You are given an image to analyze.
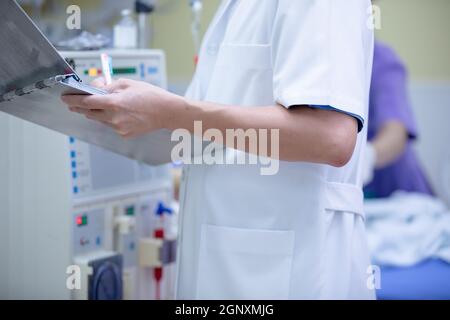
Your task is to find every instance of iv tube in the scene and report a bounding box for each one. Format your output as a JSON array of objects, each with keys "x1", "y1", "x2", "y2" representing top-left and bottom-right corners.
[{"x1": 189, "y1": 0, "x2": 203, "y2": 65}]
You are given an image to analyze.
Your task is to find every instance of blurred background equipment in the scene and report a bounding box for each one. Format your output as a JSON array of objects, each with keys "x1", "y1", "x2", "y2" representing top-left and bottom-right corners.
[
  {"x1": 189, "y1": 0, "x2": 203, "y2": 65},
  {"x1": 62, "y1": 49, "x2": 167, "y2": 88},
  {"x1": 57, "y1": 31, "x2": 110, "y2": 50},
  {"x1": 135, "y1": 0, "x2": 156, "y2": 49},
  {"x1": 0, "y1": 49, "x2": 177, "y2": 300},
  {"x1": 114, "y1": 9, "x2": 138, "y2": 49},
  {"x1": 16, "y1": 0, "x2": 221, "y2": 94},
  {"x1": 17, "y1": 0, "x2": 45, "y2": 20}
]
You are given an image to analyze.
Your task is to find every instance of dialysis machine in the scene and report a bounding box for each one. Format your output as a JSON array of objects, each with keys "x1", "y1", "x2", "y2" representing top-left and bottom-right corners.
[{"x1": 0, "y1": 50, "x2": 177, "y2": 300}]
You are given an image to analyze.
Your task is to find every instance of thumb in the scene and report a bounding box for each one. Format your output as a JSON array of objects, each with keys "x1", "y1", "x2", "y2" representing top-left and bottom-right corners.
[
  {"x1": 101, "y1": 78, "x2": 131, "y2": 93},
  {"x1": 90, "y1": 77, "x2": 130, "y2": 93},
  {"x1": 90, "y1": 77, "x2": 107, "y2": 89}
]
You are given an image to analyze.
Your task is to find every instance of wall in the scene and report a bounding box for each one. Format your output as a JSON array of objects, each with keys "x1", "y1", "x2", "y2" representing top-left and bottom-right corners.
[
  {"x1": 375, "y1": 0, "x2": 450, "y2": 82},
  {"x1": 27, "y1": 0, "x2": 449, "y2": 83},
  {"x1": 152, "y1": 0, "x2": 221, "y2": 87},
  {"x1": 151, "y1": 0, "x2": 450, "y2": 86}
]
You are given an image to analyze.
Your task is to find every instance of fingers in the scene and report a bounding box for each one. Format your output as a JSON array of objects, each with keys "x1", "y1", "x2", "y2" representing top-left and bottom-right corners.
[
  {"x1": 70, "y1": 107, "x2": 127, "y2": 136},
  {"x1": 91, "y1": 77, "x2": 130, "y2": 92},
  {"x1": 63, "y1": 77, "x2": 142, "y2": 140},
  {"x1": 61, "y1": 94, "x2": 117, "y2": 111},
  {"x1": 69, "y1": 108, "x2": 130, "y2": 140},
  {"x1": 103, "y1": 78, "x2": 131, "y2": 93},
  {"x1": 69, "y1": 107, "x2": 113, "y2": 123},
  {"x1": 71, "y1": 108, "x2": 134, "y2": 139},
  {"x1": 61, "y1": 77, "x2": 130, "y2": 110}
]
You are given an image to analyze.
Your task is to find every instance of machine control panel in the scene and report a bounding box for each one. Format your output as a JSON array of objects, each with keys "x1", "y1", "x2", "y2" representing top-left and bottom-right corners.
[
  {"x1": 73, "y1": 208, "x2": 107, "y2": 255},
  {"x1": 60, "y1": 49, "x2": 167, "y2": 88},
  {"x1": 68, "y1": 136, "x2": 171, "y2": 199}
]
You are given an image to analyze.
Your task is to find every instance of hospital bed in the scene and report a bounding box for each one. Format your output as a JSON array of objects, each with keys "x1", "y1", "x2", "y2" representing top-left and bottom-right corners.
[
  {"x1": 373, "y1": 83, "x2": 450, "y2": 300},
  {"x1": 376, "y1": 259, "x2": 450, "y2": 300}
]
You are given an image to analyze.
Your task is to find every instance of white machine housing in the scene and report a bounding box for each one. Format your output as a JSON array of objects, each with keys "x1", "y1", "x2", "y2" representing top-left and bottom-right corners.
[{"x1": 0, "y1": 49, "x2": 175, "y2": 300}]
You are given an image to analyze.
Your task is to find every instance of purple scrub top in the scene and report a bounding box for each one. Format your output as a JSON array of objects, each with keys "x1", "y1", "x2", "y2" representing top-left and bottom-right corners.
[{"x1": 364, "y1": 42, "x2": 434, "y2": 198}]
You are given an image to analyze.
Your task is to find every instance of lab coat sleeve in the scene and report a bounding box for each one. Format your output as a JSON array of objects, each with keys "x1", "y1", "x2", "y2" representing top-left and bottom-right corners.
[{"x1": 271, "y1": 0, "x2": 374, "y2": 131}]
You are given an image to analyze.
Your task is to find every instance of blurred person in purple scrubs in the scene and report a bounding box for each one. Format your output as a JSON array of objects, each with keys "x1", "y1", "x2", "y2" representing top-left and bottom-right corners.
[{"x1": 363, "y1": 41, "x2": 434, "y2": 198}]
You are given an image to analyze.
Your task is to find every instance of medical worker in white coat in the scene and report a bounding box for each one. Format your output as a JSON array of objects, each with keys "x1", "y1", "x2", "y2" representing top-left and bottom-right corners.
[{"x1": 63, "y1": 0, "x2": 375, "y2": 299}]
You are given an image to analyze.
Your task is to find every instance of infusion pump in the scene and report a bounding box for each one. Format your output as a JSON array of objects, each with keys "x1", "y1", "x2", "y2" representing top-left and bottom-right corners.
[{"x1": 0, "y1": 50, "x2": 176, "y2": 300}]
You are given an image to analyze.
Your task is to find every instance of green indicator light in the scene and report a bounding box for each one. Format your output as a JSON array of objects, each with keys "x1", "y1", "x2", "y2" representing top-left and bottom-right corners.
[
  {"x1": 76, "y1": 214, "x2": 88, "y2": 227},
  {"x1": 126, "y1": 206, "x2": 135, "y2": 216}
]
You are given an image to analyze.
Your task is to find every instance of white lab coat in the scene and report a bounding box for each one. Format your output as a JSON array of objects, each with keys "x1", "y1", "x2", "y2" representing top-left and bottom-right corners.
[{"x1": 176, "y1": 0, "x2": 375, "y2": 299}]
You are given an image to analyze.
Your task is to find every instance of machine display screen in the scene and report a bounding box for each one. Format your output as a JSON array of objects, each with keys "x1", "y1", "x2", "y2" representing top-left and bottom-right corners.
[
  {"x1": 112, "y1": 67, "x2": 137, "y2": 75},
  {"x1": 83, "y1": 67, "x2": 137, "y2": 77}
]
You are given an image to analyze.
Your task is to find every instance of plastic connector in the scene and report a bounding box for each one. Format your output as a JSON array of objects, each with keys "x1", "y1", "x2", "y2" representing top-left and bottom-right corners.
[
  {"x1": 139, "y1": 238, "x2": 163, "y2": 267},
  {"x1": 160, "y1": 238, "x2": 177, "y2": 265},
  {"x1": 115, "y1": 215, "x2": 135, "y2": 235},
  {"x1": 138, "y1": 238, "x2": 177, "y2": 267}
]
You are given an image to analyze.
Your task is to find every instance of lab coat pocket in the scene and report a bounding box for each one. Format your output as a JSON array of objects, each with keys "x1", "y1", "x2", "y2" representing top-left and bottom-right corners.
[{"x1": 196, "y1": 224, "x2": 295, "y2": 300}]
